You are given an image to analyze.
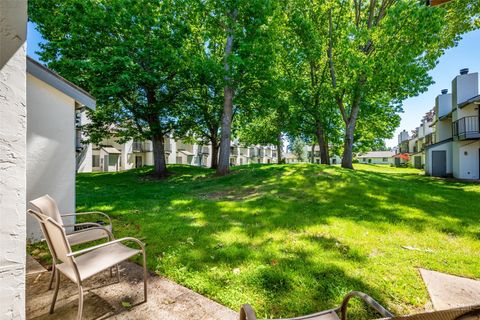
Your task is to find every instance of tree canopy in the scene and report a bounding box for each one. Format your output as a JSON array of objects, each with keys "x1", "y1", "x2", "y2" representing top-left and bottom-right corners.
[{"x1": 29, "y1": 0, "x2": 479, "y2": 173}]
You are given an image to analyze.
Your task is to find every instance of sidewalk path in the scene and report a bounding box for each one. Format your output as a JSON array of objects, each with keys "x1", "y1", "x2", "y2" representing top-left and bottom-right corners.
[
  {"x1": 419, "y1": 268, "x2": 480, "y2": 311},
  {"x1": 27, "y1": 256, "x2": 237, "y2": 320}
]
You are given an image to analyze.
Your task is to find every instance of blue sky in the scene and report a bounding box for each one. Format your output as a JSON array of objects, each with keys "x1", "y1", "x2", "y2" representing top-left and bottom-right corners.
[{"x1": 27, "y1": 22, "x2": 480, "y2": 148}]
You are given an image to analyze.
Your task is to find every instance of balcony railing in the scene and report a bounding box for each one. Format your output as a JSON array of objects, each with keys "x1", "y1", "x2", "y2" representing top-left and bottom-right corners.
[
  {"x1": 177, "y1": 141, "x2": 194, "y2": 153},
  {"x1": 424, "y1": 133, "x2": 436, "y2": 147},
  {"x1": 132, "y1": 141, "x2": 153, "y2": 153},
  {"x1": 453, "y1": 116, "x2": 480, "y2": 140}
]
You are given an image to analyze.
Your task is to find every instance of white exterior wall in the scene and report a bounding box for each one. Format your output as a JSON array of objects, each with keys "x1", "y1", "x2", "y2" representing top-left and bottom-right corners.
[
  {"x1": 452, "y1": 72, "x2": 478, "y2": 108},
  {"x1": 26, "y1": 74, "x2": 76, "y2": 240},
  {"x1": 425, "y1": 142, "x2": 453, "y2": 176},
  {"x1": 408, "y1": 138, "x2": 417, "y2": 153},
  {"x1": 456, "y1": 102, "x2": 478, "y2": 120},
  {"x1": 436, "y1": 93, "x2": 452, "y2": 118},
  {"x1": 452, "y1": 142, "x2": 460, "y2": 178},
  {"x1": 436, "y1": 119, "x2": 452, "y2": 142},
  {"x1": 418, "y1": 124, "x2": 425, "y2": 139},
  {"x1": 0, "y1": 1, "x2": 27, "y2": 317},
  {"x1": 456, "y1": 141, "x2": 480, "y2": 179},
  {"x1": 359, "y1": 157, "x2": 393, "y2": 165},
  {"x1": 76, "y1": 110, "x2": 93, "y2": 173},
  {"x1": 122, "y1": 140, "x2": 134, "y2": 170},
  {"x1": 77, "y1": 144, "x2": 92, "y2": 173}
]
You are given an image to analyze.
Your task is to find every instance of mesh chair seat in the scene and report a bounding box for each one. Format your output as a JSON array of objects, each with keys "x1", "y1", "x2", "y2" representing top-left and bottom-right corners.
[
  {"x1": 56, "y1": 243, "x2": 140, "y2": 283},
  {"x1": 67, "y1": 225, "x2": 112, "y2": 246}
]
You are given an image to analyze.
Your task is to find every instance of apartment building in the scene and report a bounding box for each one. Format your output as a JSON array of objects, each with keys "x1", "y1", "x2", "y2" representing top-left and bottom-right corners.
[
  {"x1": 303, "y1": 145, "x2": 342, "y2": 164},
  {"x1": 87, "y1": 136, "x2": 278, "y2": 172},
  {"x1": 75, "y1": 108, "x2": 94, "y2": 173},
  {"x1": 425, "y1": 68, "x2": 479, "y2": 179},
  {"x1": 26, "y1": 57, "x2": 96, "y2": 240},
  {"x1": 398, "y1": 68, "x2": 479, "y2": 179},
  {"x1": 357, "y1": 151, "x2": 395, "y2": 165}
]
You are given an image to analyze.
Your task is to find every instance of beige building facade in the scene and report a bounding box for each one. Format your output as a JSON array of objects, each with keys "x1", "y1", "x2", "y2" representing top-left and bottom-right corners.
[{"x1": 26, "y1": 58, "x2": 96, "y2": 241}]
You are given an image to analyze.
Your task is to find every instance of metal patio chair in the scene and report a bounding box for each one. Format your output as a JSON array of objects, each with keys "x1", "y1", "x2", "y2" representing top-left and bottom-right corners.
[
  {"x1": 28, "y1": 209, "x2": 147, "y2": 320},
  {"x1": 30, "y1": 194, "x2": 114, "y2": 289},
  {"x1": 239, "y1": 291, "x2": 480, "y2": 320}
]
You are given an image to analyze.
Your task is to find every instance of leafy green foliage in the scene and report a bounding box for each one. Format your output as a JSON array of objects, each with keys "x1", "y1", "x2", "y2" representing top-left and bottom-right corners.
[
  {"x1": 29, "y1": 0, "x2": 195, "y2": 175},
  {"x1": 290, "y1": 138, "x2": 308, "y2": 162}
]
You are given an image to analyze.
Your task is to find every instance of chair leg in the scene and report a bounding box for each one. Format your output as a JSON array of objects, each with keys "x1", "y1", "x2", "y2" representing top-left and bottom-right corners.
[
  {"x1": 49, "y1": 269, "x2": 60, "y2": 314},
  {"x1": 142, "y1": 251, "x2": 147, "y2": 302},
  {"x1": 109, "y1": 266, "x2": 113, "y2": 278},
  {"x1": 48, "y1": 263, "x2": 56, "y2": 290},
  {"x1": 77, "y1": 285, "x2": 84, "y2": 320},
  {"x1": 116, "y1": 264, "x2": 121, "y2": 283}
]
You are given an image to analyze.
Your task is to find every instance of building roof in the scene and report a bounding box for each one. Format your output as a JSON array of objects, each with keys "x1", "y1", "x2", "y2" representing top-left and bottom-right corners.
[
  {"x1": 458, "y1": 95, "x2": 480, "y2": 109},
  {"x1": 26, "y1": 56, "x2": 96, "y2": 110},
  {"x1": 357, "y1": 151, "x2": 395, "y2": 158},
  {"x1": 179, "y1": 150, "x2": 195, "y2": 156},
  {"x1": 283, "y1": 153, "x2": 297, "y2": 159},
  {"x1": 102, "y1": 147, "x2": 121, "y2": 154}
]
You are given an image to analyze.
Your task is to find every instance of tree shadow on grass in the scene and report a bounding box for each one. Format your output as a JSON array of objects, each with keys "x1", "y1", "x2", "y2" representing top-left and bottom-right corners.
[{"x1": 74, "y1": 164, "x2": 480, "y2": 318}]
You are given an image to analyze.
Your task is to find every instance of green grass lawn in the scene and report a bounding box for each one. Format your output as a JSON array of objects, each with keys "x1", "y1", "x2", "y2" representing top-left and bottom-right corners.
[{"x1": 71, "y1": 164, "x2": 480, "y2": 318}]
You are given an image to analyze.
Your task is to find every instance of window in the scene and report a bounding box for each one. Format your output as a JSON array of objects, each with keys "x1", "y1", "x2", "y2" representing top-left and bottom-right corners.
[
  {"x1": 92, "y1": 155, "x2": 100, "y2": 167},
  {"x1": 363, "y1": 158, "x2": 367, "y2": 162},
  {"x1": 382, "y1": 157, "x2": 388, "y2": 162}
]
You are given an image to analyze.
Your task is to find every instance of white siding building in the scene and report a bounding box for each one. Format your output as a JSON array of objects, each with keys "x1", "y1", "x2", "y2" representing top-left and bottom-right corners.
[
  {"x1": 26, "y1": 57, "x2": 96, "y2": 241},
  {"x1": 400, "y1": 68, "x2": 479, "y2": 180},
  {"x1": 357, "y1": 151, "x2": 395, "y2": 165}
]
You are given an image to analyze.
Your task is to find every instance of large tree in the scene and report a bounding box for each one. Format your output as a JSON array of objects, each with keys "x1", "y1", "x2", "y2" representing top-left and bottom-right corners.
[
  {"x1": 29, "y1": 0, "x2": 194, "y2": 177},
  {"x1": 203, "y1": 0, "x2": 282, "y2": 175},
  {"x1": 286, "y1": 0, "x2": 338, "y2": 165},
  {"x1": 326, "y1": 0, "x2": 479, "y2": 169},
  {"x1": 175, "y1": 50, "x2": 224, "y2": 169}
]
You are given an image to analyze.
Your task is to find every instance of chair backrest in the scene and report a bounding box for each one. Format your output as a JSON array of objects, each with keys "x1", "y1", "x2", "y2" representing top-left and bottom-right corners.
[
  {"x1": 43, "y1": 217, "x2": 73, "y2": 265},
  {"x1": 28, "y1": 209, "x2": 73, "y2": 265},
  {"x1": 30, "y1": 195, "x2": 63, "y2": 225},
  {"x1": 27, "y1": 209, "x2": 57, "y2": 262}
]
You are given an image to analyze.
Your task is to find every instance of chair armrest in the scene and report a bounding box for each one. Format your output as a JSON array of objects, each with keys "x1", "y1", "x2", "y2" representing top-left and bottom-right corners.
[
  {"x1": 61, "y1": 211, "x2": 112, "y2": 225},
  {"x1": 339, "y1": 291, "x2": 394, "y2": 320},
  {"x1": 68, "y1": 226, "x2": 114, "y2": 240},
  {"x1": 67, "y1": 237, "x2": 145, "y2": 257},
  {"x1": 239, "y1": 304, "x2": 257, "y2": 320}
]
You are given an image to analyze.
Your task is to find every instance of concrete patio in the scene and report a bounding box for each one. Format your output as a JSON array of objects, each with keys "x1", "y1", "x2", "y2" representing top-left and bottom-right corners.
[{"x1": 26, "y1": 256, "x2": 237, "y2": 320}]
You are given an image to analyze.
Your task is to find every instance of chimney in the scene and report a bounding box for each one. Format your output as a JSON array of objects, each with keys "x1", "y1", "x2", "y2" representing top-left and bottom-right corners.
[
  {"x1": 436, "y1": 89, "x2": 452, "y2": 118},
  {"x1": 452, "y1": 68, "x2": 478, "y2": 108}
]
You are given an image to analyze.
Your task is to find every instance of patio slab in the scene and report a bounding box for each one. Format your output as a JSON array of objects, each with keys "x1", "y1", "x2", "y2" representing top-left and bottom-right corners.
[
  {"x1": 27, "y1": 257, "x2": 237, "y2": 320},
  {"x1": 419, "y1": 268, "x2": 480, "y2": 310}
]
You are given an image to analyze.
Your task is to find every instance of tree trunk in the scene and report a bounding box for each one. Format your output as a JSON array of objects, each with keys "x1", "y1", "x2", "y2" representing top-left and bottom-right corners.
[
  {"x1": 276, "y1": 132, "x2": 282, "y2": 164},
  {"x1": 151, "y1": 132, "x2": 168, "y2": 177},
  {"x1": 315, "y1": 121, "x2": 330, "y2": 165},
  {"x1": 217, "y1": 85, "x2": 234, "y2": 175},
  {"x1": 341, "y1": 104, "x2": 360, "y2": 169},
  {"x1": 210, "y1": 141, "x2": 219, "y2": 169},
  {"x1": 311, "y1": 144, "x2": 315, "y2": 163},
  {"x1": 217, "y1": 12, "x2": 237, "y2": 176}
]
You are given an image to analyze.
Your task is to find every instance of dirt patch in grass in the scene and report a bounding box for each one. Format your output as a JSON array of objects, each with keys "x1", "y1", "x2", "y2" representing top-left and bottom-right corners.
[{"x1": 200, "y1": 187, "x2": 261, "y2": 201}]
